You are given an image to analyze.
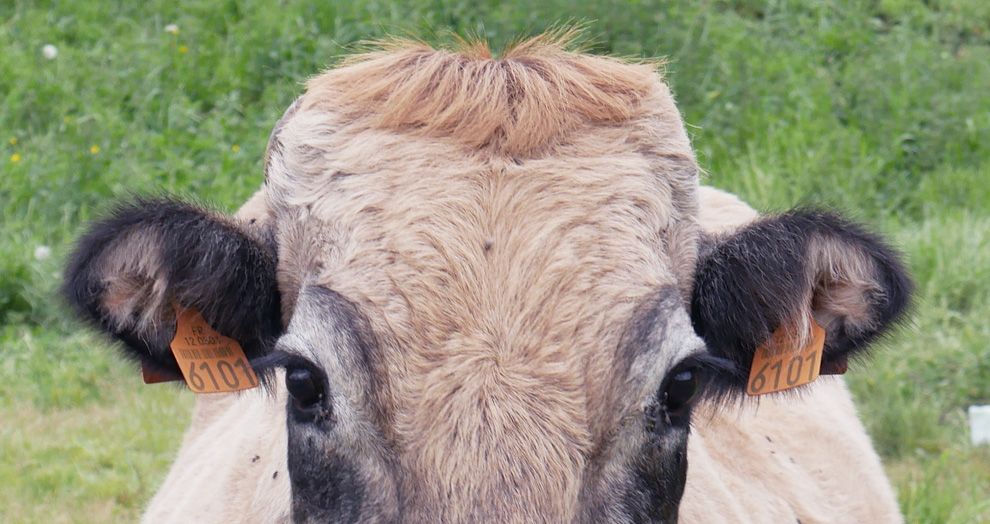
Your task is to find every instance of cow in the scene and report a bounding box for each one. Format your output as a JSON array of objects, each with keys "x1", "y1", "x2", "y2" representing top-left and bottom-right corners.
[{"x1": 63, "y1": 34, "x2": 911, "y2": 523}]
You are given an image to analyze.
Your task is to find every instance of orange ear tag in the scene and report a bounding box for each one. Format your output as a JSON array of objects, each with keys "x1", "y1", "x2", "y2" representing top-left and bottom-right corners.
[
  {"x1": 746, "y1": 318, "x2": 826, "y2": 396},
  {"x1": 169, "y1": 305, "x2": 259, "y2": 393}
]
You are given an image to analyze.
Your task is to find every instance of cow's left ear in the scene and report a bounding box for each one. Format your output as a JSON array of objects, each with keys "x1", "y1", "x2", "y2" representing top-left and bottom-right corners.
[
  {"x1": 690, "y1": 210, "x2": 913, "y2": 391},
  {"x1": 62, "y1": 198, "x2": 282, "y2": 379}
]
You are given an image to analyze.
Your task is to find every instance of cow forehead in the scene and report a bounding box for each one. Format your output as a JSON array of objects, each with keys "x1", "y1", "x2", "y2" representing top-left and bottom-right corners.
[
  {"x1": 264, "y1": 41, "x2": 702, "y2": 513},
  {"x1": 270, "y1": 131, "x2": 701, "y2": 410},
  {"x1": 267, "y1": 42, "x2": 702, "y2": 326}
]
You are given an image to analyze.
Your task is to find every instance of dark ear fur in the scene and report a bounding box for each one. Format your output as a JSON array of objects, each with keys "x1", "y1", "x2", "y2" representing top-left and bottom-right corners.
[
  {"x1": 690, "y1": 210, "x2": 913, "y2": 390},
  {"x1": 62, "y1": 198, "x2": 281, "y2": 377}
]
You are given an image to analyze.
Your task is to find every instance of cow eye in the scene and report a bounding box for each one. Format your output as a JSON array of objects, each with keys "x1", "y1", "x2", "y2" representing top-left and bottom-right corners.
[
  {"x1": 285, "y1": 365, "x2": 327, "y2": 421},
  {"x1": 662, "y1": 367, "x2": 700, "y2": 417}
]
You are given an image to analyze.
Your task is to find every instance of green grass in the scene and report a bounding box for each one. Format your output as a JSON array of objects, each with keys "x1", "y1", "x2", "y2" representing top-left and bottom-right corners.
[{"x1": 2, "y1": 0, "x2": 989, "y2": 521}]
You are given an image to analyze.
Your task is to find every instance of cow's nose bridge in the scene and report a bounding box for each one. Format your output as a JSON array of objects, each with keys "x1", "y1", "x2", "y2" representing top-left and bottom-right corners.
[{"x1": 393, "y1": 352, "x2": 594, "y2": 523}]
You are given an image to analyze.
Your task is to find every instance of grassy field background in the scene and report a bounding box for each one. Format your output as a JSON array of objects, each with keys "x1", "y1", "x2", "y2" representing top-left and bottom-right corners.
[{"x1": 2, "y1": 0, "x2": 989, "y2": 521}]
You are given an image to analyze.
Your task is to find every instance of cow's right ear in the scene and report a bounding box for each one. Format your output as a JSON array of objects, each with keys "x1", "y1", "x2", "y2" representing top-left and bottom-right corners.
[
  {"x1": 690, "y1": 210, "x2": 913, "y2": 393},
  {"x1": 62, "y1": 198, "x2": 282, "y2": 378}
]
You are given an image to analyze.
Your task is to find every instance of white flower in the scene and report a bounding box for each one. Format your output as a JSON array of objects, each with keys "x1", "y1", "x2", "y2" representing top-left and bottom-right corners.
[
  {"x1": 164, "y1": 24, "x2": 179, "y2": 35},
  {"x1": 34, "y1": 245, "x2": 52, "y2": 261},
  {"x1": 42, "y1": 44, "x2": 58, "y2": 59}
]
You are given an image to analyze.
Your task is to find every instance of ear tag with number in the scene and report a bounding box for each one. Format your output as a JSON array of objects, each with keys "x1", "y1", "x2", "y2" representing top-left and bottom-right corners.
[
  {"x1": 746, "y1": 318, "x2": 826, "y2": 396},
  {"x1": 169, "y1": 304, "x2": 259, "y2": 393}
]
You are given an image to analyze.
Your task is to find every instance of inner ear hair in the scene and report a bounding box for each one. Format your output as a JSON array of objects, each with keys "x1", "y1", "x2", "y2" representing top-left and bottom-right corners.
[
  {"x1": 63, "y1": 197, "x2": 282, "y2": 374},
  {"x1": 807, "y1": 233, "x2": 883, "y2": 340},
  {"x1": 690, "y1": 209, "x2": 913, "y2": 387}
]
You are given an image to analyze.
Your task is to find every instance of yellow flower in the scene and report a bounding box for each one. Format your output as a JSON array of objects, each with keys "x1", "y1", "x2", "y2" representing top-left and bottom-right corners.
[
  {"x1": 179, "y1": 45, "x2": 189, "y2": 53},
  {"x1": 90, "y1": 145, "x2": 100, "y2": 154},
  {"x1": 10, "y1": 154, "x2": 21, "y2": 163},
  {"x1": 231, "y1": 145, "x2": 240, "y2": 152},
  {"x1": 64, "y1": 117, "x2": 71, "y2": 123},
  {"x1": 8, "y1": 138, "x2": 16, "y2": 145}
]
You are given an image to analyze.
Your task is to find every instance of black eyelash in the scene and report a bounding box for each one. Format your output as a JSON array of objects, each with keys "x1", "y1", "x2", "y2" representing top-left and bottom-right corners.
[
  {"x1": 251, "y1": 350, "x2": 325, "y2": 392},
  {"x1": 666, "y1": 353, "x2": 736, "y2": 402}
]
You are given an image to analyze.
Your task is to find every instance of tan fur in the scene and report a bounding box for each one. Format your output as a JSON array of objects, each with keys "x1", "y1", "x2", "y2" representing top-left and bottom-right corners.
[
  {"x1": 143, "y1": 383, "x2": 292, "y2": 524},
  {"x1": 681, "y1": 188, "x2": 902, "y2": 523},
  {"x1": 681, "y1": 379, "x2": 901, "y2": 524},
  {"x1": 142, "y1": 38, "x2": 899, "y2": 523},
  {"x1": 776, "y1": 235, "x2": 885, "y2": 350},
  {"x1": 263, "y1": 36, "x2": 699, "y2": 521},
  {"x1": 144, "y1": 187, "x2": 900, "y2": 523},
  {"x1": 695, "y1": 186, "x2": 759, "y2": 233},
  {"x1": 143, "y1": 194, "x2": 290, "y2": 523},
  {"x1": 308, "y1": 32, "x2": 658, "y2": 158},
  {"x1": 93, "y1": 227, "x2": 167, "y2": 333},
  {"x1": 809, "y1": 235, "x2": 884, "y2": 334}
]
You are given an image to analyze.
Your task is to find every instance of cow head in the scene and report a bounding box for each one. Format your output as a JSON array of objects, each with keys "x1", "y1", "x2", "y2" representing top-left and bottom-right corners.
[{"x1": 63, "y1": 36, "x2": 911, "y2": 524}]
